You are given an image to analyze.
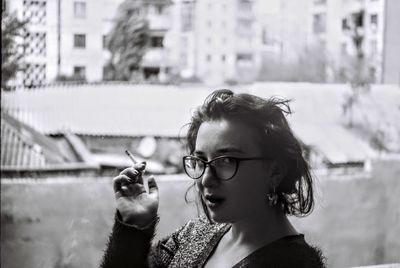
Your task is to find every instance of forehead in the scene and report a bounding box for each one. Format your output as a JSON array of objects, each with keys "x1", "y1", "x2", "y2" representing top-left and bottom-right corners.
[{"x1": 195, "y1": 119, "x2": 263, "y2": 155}]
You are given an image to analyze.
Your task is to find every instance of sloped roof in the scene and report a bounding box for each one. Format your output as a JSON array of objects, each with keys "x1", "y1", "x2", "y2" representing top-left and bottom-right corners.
[
  {"x1": 1, "y1": 84, "x2": 210, "y2": 137},
  {"x1": 2, "y1": 82, "x2": 399, "y2": 164},
  {"x1": 1, "y1": 111, "x2": 74, "y2": 164}
]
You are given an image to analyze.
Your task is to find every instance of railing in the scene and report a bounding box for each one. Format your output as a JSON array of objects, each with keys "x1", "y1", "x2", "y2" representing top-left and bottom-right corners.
[{"x1": 1, "y1": 119, "x2": 46, "y2": 168}]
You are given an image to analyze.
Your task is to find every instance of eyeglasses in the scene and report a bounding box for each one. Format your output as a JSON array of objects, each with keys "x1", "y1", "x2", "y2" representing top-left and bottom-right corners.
[{"x1": 182, "y1": 155, "x2": 266, "y2": 181}]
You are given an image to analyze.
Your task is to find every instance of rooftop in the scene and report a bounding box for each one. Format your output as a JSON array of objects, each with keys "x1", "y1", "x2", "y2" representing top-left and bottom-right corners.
[{"x1": 2, "y1": 82, "x2": 399, "y2": 165}]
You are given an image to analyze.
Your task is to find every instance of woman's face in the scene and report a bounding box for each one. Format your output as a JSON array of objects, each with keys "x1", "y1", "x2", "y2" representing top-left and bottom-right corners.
[{"x1": 194, "y1": 119, "x2": 273, "y2": 223}]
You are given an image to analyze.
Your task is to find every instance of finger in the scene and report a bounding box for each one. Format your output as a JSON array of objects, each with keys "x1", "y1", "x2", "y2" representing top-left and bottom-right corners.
[
  {"x1": 116, "y1": 179, "x2": 147, "y2": 198},
  {"x1": 135, "y1": 161, "x2": 146, "y2": 171},
  {"x1": 120, "y1": 167, "x2": 140, "y2": 181},
  {"x1": 113, "y1": 175, "x2": 131, "y2": 193},
  {"x1": 120, "y1": 163, "x2": 146, "y2": 183},
  {"x1": 147, "y1": 176, "x2": 159, "y2": 197},
  {"x1": 123, "y1": 182, "x2": 147, "y2": 197}
]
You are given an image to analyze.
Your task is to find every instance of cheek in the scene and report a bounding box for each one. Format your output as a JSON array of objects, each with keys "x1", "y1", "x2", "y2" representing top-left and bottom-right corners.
[{"x1": 231, "y1": 167, "x2": 269, "y2": 202}]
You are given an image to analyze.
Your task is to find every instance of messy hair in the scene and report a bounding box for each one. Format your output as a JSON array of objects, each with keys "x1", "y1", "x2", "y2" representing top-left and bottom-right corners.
[{"x1": 185, "y1": 89, "x2": 314, "y2": 219}]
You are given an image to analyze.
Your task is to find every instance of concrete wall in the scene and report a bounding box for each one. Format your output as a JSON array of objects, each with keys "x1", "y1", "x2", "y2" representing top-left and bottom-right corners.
[
  {"x1": 292, "y1": 158, "x2": 400, "y2": 267},
  {"x1": 1, "y1": 159, "x2": 399, "y2": 268}
]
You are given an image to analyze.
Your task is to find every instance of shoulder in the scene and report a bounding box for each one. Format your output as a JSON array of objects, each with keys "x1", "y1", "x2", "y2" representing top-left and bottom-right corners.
[
  {"x1": 236, "y1": 235, "x2": 326, "y2": 268},
  {"x1": 272, "y1": 235, "x2": 326, "y2": 268}
]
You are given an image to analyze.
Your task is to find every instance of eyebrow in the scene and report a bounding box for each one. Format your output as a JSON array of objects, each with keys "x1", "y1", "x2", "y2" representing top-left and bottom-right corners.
[{"x1": 193, "y1": 147, "x2": 245, "y2": 156}]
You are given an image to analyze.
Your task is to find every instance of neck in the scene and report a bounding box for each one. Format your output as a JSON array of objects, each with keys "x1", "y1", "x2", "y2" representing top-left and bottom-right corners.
[{"x1": 226, "y1": 207, "x2": 298, "y2": 248}]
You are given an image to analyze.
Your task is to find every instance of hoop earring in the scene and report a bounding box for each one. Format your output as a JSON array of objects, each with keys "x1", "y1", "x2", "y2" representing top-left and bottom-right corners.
[{"x1": 267, "y1": 187, "x2": 278, "y2": 206}]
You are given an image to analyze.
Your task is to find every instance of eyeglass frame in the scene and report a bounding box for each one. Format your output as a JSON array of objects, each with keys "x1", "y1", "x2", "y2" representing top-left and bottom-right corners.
[{"x1": 182, "y1": 155, "x2": 268, "y2": 181}]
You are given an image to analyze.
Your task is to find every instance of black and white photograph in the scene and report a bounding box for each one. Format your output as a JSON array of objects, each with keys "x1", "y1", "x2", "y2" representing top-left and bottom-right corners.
[{"x1": 1, "y1": 0, "x2": 400, "y2": 267}]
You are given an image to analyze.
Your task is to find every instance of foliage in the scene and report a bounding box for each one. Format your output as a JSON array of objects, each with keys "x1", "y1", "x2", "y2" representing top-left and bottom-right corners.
[
  {"x1": 104, "y1": 0, "x2": 150, "y2": 81},
  {"x1": 341, "y1": 9, "x2": 371, "y2": 127},
  {"x1": 1, "y1": 12, "x2": 27, "y2": 91}
]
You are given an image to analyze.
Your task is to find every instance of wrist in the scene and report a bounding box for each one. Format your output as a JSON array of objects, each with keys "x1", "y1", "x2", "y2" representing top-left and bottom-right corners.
[{"x1": 117, "y1": 210, "x2": 157, "y2": 229}]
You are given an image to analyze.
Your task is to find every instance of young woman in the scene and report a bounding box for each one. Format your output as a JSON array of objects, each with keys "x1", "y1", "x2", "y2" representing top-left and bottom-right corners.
[{"x1": 101, "y1": 89, "x2": 325, "y2": 268}]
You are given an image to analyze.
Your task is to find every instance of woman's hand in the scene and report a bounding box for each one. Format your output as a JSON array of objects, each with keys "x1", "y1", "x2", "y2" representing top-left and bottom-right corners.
[{"x1": 113, "y1": 162, "x2": 159, "y2": 227}]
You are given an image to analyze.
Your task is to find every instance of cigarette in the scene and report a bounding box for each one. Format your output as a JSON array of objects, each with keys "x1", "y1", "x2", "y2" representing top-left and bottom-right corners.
[{"x1": 125, "y1": 150, "x2": 138, "y2": 164}]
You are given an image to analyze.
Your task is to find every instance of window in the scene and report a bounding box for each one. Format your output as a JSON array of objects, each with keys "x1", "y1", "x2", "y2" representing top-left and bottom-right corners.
[
  {"x1": 262, "y1": 27, "x2": 274, "y2": 45},
  {"x1": 181, "y1": 1, "x2": 194, "y2": 32},
  {"x1": 237, "y1": 19, "x2": 252, "y2": 35},
  {"x1": 352, "y1": 11, "x2": 364, "y2": 28},
  {"x1": 314, "y1": 0, "x2": 326, "y2": 4},
  {"x1": 73, "y1": 66, "x2": 86, "y2": 79},
  {"x1": 342, "y1": 18, "x2": 350, "y2": 31},
  {"x1": 236, "y1": 53, "x2": 252, "y2": 61},
  {"x1": 370, "y1": 14, "x2": 378, "y2": 32},
  {"x1": 341, "y1": 42, "x2": 347, "y2": 55},
  {"x1": 103, "y1": 35, "x2": 107, "y2": 49},
  {"x1": 207, "y1": 37, "x2": 211, "y2": 44},
  {"x1": 221, "y1": 55, "x2": 226, "y2": 62},
  {"x1": 313, "y1": 13, "x2": 326, "y2": 34},
  {"x1": 238, "y1": 0, "x2": 252, "y2": 13},
  {"x1": 156, "y1": 4, "x2": 164, "y2": 14},
  {"x1": 369, "y1": 66, "x2": 376, "y2": 82},
  {"x1": 74, "y1": 1, "x2": 86, "y2": 19},
  {"x1": 151, "y1": 36, "x2": 163, "y2": 48},
  {"x1": 74, "y1": 34, "x2": 86, "y2": 48},
  {"x1": 2, "y1": 0, "x2": 7, "y2": 12},
  {"x1": 208, "y1": 21, "x2": 212, "y2": 27},
  {"x1": 206, "y1": 54, "x2": 212, "y2": 62}
]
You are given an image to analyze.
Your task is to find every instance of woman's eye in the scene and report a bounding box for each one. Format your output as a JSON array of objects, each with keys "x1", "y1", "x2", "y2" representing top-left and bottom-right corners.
[{"x1": 222, "y1": 157, "x2": 234, "y2": 164}]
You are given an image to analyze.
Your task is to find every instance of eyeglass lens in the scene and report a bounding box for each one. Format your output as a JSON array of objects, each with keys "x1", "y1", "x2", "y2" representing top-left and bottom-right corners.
[{"x1": 184, "y1": 157, "x2": 237, "y2": 180}]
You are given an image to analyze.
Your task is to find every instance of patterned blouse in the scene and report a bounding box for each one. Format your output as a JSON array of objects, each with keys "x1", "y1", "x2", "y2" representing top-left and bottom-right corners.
[{"x1": 101, "y1": 213, "x2": 326, "y2": 268}]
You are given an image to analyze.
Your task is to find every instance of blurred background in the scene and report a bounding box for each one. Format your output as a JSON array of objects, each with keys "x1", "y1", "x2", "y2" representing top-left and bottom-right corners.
[{"x1": 1, "y1": 0, "x2": 399, "y2": 267}]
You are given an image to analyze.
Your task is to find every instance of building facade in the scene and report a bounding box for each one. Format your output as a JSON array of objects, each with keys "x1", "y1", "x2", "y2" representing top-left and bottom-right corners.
[
  {"x1": 5, "y1": 0, "x2": 174, "y2": 87},
  {"x1": 5, "y1": 0, "x2": 397, "y2": 87},
  {"x1": 173, "y1": 0, "x2": 262, "y2": 85},
  {"x1": 309, "y1": 0, "x2": 389, "y2": 83},
  {"x1": 254, "y1": 0, "x2": 398, "y2": 84}
]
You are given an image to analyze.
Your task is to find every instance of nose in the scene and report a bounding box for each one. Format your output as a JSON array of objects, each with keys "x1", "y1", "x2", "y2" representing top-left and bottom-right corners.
[{"x1": 200, "y1": 165, "x2": 218, "y2": 188}]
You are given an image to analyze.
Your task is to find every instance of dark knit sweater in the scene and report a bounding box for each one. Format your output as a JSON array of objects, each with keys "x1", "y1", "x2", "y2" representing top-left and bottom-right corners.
[{"x1": 101, "y1": 214, "x2": 326, "y2": 268}]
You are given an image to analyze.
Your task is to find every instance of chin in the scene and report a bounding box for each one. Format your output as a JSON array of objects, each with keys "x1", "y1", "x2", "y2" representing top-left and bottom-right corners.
[{"x1": 208, "y1": 211, "x2": 233, "y2": 224}]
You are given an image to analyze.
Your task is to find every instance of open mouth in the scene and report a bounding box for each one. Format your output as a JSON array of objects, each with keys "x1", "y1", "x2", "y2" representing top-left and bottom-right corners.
[{"x1": 204, "y1": 195, "x2": 225, "y2": 208}]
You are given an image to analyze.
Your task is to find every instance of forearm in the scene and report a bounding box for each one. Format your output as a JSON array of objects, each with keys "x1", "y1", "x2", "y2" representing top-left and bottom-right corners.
[{"x1": 100, "y1": 211, "x2": 158, "y2": 268}]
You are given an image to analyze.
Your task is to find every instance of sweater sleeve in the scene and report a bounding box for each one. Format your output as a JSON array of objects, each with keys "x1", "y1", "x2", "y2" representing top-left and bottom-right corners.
[{"x1": 100, "y1": 211, "x2": 159, "y2": 268}]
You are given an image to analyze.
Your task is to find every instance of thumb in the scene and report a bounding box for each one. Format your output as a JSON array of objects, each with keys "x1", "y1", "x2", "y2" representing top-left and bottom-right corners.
[{"x1": 147, "y1": 176, "x2": 159, "y2": 196}]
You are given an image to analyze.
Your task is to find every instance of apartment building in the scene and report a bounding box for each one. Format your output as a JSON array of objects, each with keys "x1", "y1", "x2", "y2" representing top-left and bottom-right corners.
[
  {"x1": 173, "y1": 0, "x2": 262, "y2": 85},
  {"x1": 310, "y1": 0, "x2": 388, "y2": 83},
  {"x1": 5, "y1": 0, "x2": 173, "y2": 87},
  {"x1": 254, "y1": 0, "x2": 398, "y2": 84}
]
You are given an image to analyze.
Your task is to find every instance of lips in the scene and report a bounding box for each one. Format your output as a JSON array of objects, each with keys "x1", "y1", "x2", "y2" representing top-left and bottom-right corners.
[{"x1": 204, "y1": 194, "x2": 225, "y2": 208}]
